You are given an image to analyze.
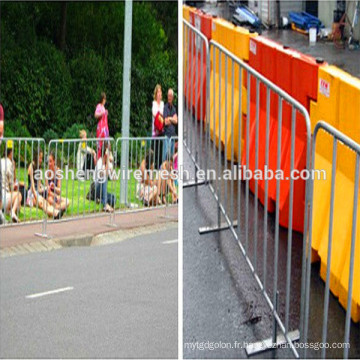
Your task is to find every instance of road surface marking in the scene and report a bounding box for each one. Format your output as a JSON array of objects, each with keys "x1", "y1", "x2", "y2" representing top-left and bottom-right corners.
[
  {"x1": 26, "y1": 286, "x2": 74, "y2": 299},
  {"x1": 162, "y1": 239, "x2": 178, "y2": 244}
]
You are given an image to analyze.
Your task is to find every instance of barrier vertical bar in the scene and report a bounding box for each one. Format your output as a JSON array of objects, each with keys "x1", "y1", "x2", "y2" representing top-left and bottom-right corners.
[
  {"x1": 237, "y1": 63, "x2": 243, "y2": 240},
  {"x1": 321, "y1": 137, "x2": 337, "y2": 359},
  {"x1": 285, "y1": 107, "x2": 296, "y2": 334},
  {"x1": 224, "y1": 54, "x2": 228, "y2": 219},
  {"x1": 343, "y1": 154, "x2": 359, "y2": 359},
  {"x1": 273, "y1": 96, "x2": 282, "y2": 330},
  {"x1": 254, "y1": 78, "x2": 260, "y2": 270},
  {"x1": 245, "y1": 71, "x2": 251, "y2": 253},
  {"x1": 217, "y1": 48, "x2": 222, "y2": 228},
  {"x1": 263, "y1": 87, "x2": 270, "y2": 290},
  {"x1": 230, "y1": 60, "x2": 235, "y2": 226}
]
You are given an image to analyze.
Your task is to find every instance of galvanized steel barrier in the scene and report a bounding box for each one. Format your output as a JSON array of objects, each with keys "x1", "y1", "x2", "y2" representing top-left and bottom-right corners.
[
  {"x1": 303, "y1": 121, "x2": 360, "y2": 359},
  {"x1": 0, "y1": 136, "x2": 178, "y2": 237},
  {"x1": 183, "y1": 19, "x2": 312, "y2": 358},
  {"x1": 0, "y1": 138, "x2": 47, "y2": 230}
]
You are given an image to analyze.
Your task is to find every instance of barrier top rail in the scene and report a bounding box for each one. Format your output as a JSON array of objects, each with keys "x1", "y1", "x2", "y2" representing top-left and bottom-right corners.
[
  {"x1": 313, "y1": 121, "x2": 360, "y2": 153},
  {"x1": 183, "y1": 19, "x2": 210, "y2": 55},
  {"x1": 48, "y1": 137, "x2": 114, "y2": 145},
  {"x1": 0, "y1": 137, "x2": 46, "y2": 141}
]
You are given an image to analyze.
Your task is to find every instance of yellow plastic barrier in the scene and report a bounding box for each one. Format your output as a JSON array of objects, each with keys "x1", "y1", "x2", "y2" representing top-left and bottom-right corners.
[
  {"x1": 310, "y1": 66, "x2": 360, "y2": 256},
  {"x1": 183, "y1": 6, "x2": 196, "y2": 88},
  {"x1": 309, "y1": 66, "x2": 343, "y2": 132},
  {"x1": 310, "y1": 130, "x2": 334, "y2": 255},
  {"x1": 209, "y1": 17, "x2": 256, "y2": 161},
  {"x1": 209, "y1": 18, "x2": 227, "y2": 146},
  {"x1": 182, "y1": 5, "x2": 191, "y2": 22},
  {"x1": 225, "y1": 29, "x2": 256, "y2": 161},
  {"x1": 218, "y1": 20, "x2": 235, "y2": 153},
  {"x1": 338, "y1": 211, "x2": 360, "y2": 322},
  {"x1": 318, "y1": 144, "x2": 356, "y2": 297},
  {"x1": 338, "y1": 74, "x2": 360, "y2": 142},
  {"x1": 310, "y1": 65, "x2": 360, "y2": 322}
]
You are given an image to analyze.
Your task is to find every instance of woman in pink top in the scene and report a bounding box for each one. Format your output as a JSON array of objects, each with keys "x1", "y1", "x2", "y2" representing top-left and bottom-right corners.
[{"x1": 95, "y1": 92, "x2": 109, "y2": 159}]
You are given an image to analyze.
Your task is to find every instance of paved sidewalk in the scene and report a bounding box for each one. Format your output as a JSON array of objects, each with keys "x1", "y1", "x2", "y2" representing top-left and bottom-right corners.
[{"x1": 0, "y1": 206, "x2": 177, "y2": 250}]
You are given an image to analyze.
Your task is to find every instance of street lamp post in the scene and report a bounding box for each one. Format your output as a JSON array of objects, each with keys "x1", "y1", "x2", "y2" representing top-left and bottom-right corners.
[{"x1": 120, "y1": 0, "x2": 133, "y2": 205}]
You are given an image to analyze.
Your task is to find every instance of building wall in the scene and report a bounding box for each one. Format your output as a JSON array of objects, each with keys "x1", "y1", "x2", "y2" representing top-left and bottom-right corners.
[{"x1": 318, "y1": 0, "x2": 337, "y2": 27}]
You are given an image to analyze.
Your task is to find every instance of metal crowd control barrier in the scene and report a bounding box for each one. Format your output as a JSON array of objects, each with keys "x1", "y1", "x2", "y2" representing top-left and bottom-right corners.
[
  {"x1": 303, "y1": 121, "x2": 360, "y2": 359},
  {"x1": 183, "y1": 19, "x2": 312, "y2": 358},
  {"x1": 0, "y1": 138, "x2": 46, "y2": 230},
  {"x1": 183, "y1": 20, "x2": 210, "y2": 188},
  {"x1": 45, "y1": 137, "x2": 116, "y2": 233},
  {"x1": 113, "y1": 136, "x2": 178, "y2": 225},
  {"x1": 0, "y1": 136, "x2": 178, "y2": 238}
]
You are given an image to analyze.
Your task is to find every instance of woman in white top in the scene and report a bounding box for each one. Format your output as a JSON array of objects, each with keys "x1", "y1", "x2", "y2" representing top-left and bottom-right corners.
[
  {"x1": 1, "y1": 147, "x2": 22, "y2": 222},
  {"x1": 152, "y1": 84, "x2": 164, "y2": 137}
]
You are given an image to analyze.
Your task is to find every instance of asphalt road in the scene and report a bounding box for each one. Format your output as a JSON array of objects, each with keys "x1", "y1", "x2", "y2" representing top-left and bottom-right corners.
[{"x1": 0, "y1": 228, "x2": 178, "y2": 358}]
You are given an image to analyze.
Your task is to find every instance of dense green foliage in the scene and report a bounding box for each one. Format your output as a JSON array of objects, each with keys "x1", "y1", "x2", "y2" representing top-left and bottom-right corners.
[{"x1": 0, "y1": 1, "x2": 177, "y2": 139}]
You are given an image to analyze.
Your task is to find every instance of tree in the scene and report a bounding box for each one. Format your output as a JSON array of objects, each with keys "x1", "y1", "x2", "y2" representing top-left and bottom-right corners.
[{"x1": 59, "y1": 2, "x2": 67, "y2": 51}]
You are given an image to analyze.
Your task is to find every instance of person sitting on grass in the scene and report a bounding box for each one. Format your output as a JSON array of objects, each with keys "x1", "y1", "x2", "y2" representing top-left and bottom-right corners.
[
  {"x1": 1, "y1": 143, "x2": 22, "y2": 223},
  {"x1": 76, "y1": 129, "x2": 96, "y2": 181},
  {"x1": 94, "y1": 141, "x2": 114, "y2": 213},
  {"x1": 45, "y1": 152, "x2": 70, "y2": 212},
  {"x1": 158, "y1": 154, "x2": 178, "y2": 205},
  {"x1": 136, "y1": 149, "x2": 161, "y2": 207},
  {"x1": 27, "y1": 150, "x2": 63, "y2": 219},
  {"x1": 0, "y1": 107, "x2": 5, "y2": 225}
]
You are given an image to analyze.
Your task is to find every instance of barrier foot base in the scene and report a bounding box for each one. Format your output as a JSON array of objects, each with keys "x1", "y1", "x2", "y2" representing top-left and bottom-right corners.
[
  {"x1": 183, "y1": 180, "x2": 206, "y2": 188},
  {"x1": 198, "y1": 220, "x2": 238, "y2": 234},
  {"x1": 34, "y1": 233, "x2": 51, "y2": 239},
  {"x1": 106, "y1": 223, "x2": 118, "y2": 228},
  {"x1": 245, "y1": 329, "x2": 300, "y2": 357}
]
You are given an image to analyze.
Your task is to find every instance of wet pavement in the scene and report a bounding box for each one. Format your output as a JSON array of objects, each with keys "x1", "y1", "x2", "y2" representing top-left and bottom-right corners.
[
  {"x1": 196, "y1": 2, "x2": 360, "y2": 78},
  {"x1": 182, "y1": 113, "x2": 360, "y2": 358}
]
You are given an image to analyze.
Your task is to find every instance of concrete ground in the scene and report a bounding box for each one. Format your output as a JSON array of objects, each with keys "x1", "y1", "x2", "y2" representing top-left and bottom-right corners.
[
  {"x1": 198, "y1": 2, "x2": 360, "y2": 78},
  {"x1": 0, "y1": 226, "x2": 178, "y2": 358}
]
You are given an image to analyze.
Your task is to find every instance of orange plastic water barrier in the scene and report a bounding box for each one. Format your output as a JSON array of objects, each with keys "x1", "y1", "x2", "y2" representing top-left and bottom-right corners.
[{"x1": 242, "y1": 36, "x2": 323, "y2": 232}]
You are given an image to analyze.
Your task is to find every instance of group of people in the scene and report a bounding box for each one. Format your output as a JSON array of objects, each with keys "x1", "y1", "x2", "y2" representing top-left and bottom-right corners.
[
  {"x1": 135, "y1": 85, "x2": 179, "y2": 207},
  {"x1": 0, "y1": 86, "x2": 179, "y2": 223},
  {"x1": 152, "y1": 84, "x2": 178, "y2": 163},
  {"x1": 0, "y1": 146, "x2": 69, "y2": 223}
]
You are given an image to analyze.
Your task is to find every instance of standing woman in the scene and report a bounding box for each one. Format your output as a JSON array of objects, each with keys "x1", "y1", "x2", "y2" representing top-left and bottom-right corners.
[
  {"x1": 95, "y1": 92, "x2": 109, "y2": 159},
  {"x1": 152, "y1": 84, "x2": 164, "y2": 168}
]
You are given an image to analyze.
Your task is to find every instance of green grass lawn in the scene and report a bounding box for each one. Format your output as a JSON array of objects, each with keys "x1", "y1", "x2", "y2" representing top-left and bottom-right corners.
[{"x1": 5, "y1": 167, "x2": 175, "y2": 223}]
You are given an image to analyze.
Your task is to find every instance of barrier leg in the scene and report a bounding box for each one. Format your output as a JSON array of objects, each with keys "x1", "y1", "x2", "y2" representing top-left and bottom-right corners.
[
  {"x1": 245, "y1": 291, "x2": 300, "y2": 357},
  {"x1": 34, "y1": 217, "x2": 50, "y2": 239}
]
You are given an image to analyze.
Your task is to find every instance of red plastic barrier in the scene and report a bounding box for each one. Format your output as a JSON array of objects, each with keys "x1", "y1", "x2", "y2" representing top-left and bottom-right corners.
[
  {"x1": 242, "y1": 37, "x2": 283, "y2": 213},
  {"x1": 276, "y1": 53, "x2": 321, "y2": 231},
  {"x1": 242, "y1": 36, "x2": 323, "y2": 232}
]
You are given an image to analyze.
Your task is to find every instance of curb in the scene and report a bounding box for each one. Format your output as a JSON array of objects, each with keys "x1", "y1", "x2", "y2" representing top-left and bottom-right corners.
[{"x1": 0, "y1": 221, "x2": 178, "y2": 258}]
